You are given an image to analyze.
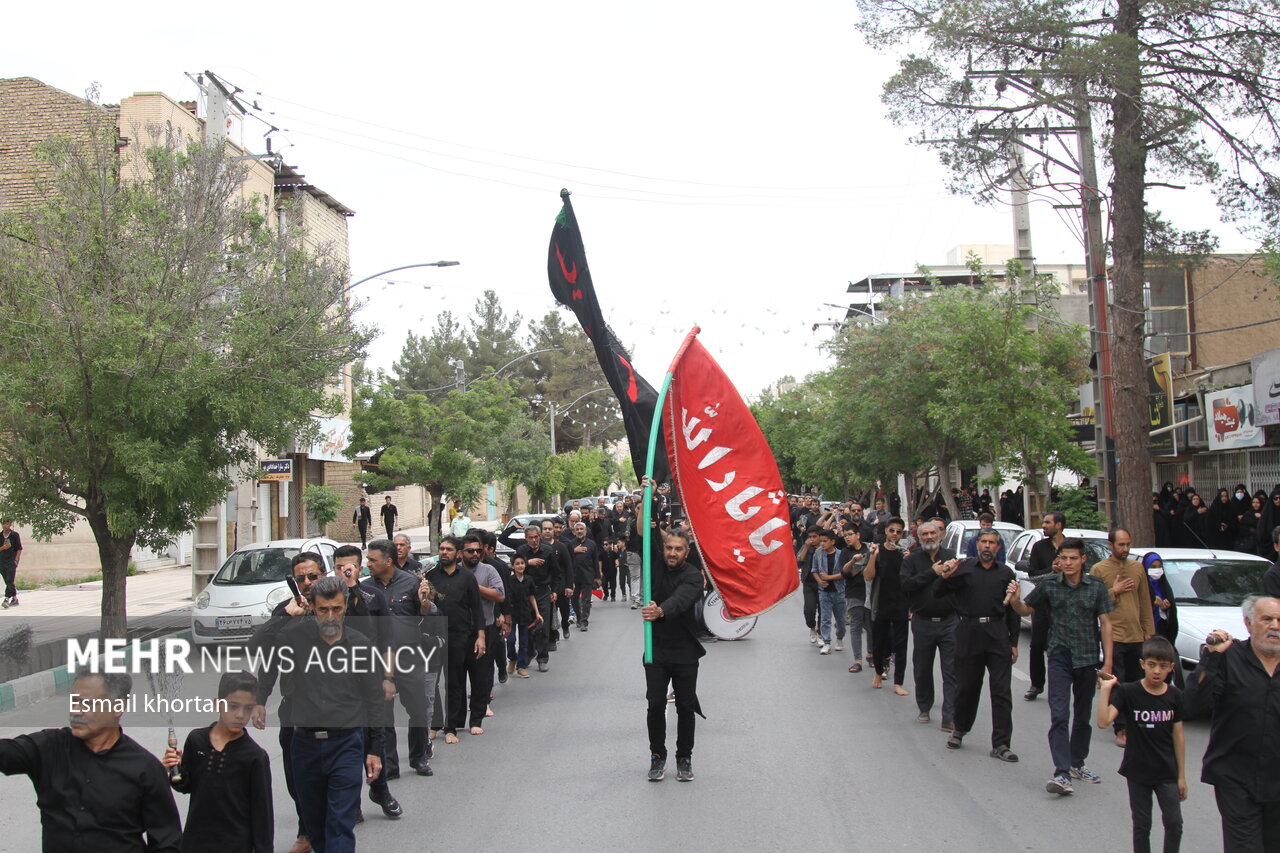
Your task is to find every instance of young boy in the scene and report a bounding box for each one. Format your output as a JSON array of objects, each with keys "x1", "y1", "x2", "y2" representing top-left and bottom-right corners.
[
  {"x1": 164, "y1": 671, "x2": 273, "y2": 852},
  {"x1": 1096, "y1": 636, "x2": 1186, "y2": 853},
  {"x1": 615, "y1": 537, "x2": 632, "y2": 601},
  {"x1": 505, "y1": 554, "x2": 543, "y2": 678}
]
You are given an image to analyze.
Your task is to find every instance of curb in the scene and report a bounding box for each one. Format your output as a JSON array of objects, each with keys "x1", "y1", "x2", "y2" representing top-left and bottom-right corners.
[{"x1": 0, "y1": 629, "x2": 192, "y2": 714}]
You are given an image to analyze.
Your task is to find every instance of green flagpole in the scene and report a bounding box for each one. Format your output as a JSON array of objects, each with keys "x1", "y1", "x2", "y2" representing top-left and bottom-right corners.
[{"x1": 642, "y1": 371, "x2": 674, "y2": 665}]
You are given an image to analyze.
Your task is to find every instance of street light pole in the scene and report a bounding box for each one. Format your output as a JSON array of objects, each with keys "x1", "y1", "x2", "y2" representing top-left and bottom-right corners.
[{"x1": 340, "y1": 261, "x2": 459, "y2": 297}]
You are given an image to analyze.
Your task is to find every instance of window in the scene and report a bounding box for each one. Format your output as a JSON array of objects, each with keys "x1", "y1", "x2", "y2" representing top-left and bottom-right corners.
[{"x1": 1144, "y1": 267, "x2": 1190, "y2": 372}]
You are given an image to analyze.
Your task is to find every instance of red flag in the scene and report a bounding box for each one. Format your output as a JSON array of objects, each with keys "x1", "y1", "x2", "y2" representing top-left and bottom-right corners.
[{"x1": 661, "y1": 329, "x2": 797, "y2": 618}]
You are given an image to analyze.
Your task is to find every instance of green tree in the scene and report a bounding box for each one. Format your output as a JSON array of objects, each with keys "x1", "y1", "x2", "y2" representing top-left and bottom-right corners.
[
  {"x1": 0, "y1": 128, "x2": 366, "y2": 637},
  {"x1": 301, "y1": 484, "x2": 343, "y2": 530},
  {"x1": 557, "y1": 447, "x2": 615, "y2": 498},
  {"x1": 390, "y1": 290, "x2": 529, "y2": 395},
  {"x1": 528, "y1": 311, "x2": 626, "y2": 452},
  {"x1": 347, "y1": 376, "x2": 523, "y2": 550},
  {"x1": 857, "y1": 0, "x2": 1280, "y2": 543}
]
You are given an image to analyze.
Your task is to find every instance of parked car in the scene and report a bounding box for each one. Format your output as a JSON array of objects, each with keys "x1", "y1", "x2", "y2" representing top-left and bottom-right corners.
[
  {"x1": 1132, "y1": 548, "x2": 1273, "y2": 666},
  {"x1": 562, "y1": 496, "x2": 602, "y2": 515},
  {"x1": 496, "y1": 513, "x2": 560, "y2": 555},
  {"x1": 191, "y1": 537, "x2": 338, "y2": 645},
  {"x1": 939, "y1": 519, "x2": 1023, "y2": 558},
  {"x1": 1006, "y1": 528, "x2": 1111, "y2": 625}
]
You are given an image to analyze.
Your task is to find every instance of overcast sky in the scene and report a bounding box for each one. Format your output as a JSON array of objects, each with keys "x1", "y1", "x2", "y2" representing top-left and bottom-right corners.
[{"x1": 4, "y1": 0, "x2": 1256, "y2": 396}]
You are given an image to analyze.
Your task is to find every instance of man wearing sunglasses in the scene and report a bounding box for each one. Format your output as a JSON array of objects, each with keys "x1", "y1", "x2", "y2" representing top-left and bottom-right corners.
[{"x1": 459, "y1": 534, "x2": 505, "y2": 733}]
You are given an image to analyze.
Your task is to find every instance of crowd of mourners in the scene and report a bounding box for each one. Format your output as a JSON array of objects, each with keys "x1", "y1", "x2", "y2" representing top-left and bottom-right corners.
[
  {"x1": 1153, "y1": 482, "x2": 1280, "y2": 554},
  {"x1": 787, "y1": 488, "x2": 1280, "y2": 853}
]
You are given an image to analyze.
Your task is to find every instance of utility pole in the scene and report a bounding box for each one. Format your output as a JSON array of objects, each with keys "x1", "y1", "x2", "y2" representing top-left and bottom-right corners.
[{"x1": 548, "y1": 402, "x2": 557, "y2": 455}]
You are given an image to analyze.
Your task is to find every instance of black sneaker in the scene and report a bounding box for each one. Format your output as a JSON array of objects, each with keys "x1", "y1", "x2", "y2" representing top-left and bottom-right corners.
[
  {"x1": 369, "y1": 791, "x2": 403, "y2": 819},
  {"x1": 498, "y1": 669, "x2": 508, "y2": 684},
  {"x1": 648, "y1": 754, "x2": 666, "y2": 782},
  {"x1": 676, "y1": 758, "x2": 694, "y2": 782},
  {"x1": 411, "y1": 760, "x2": 433, "y2": 777},
  {"x1": 423, "y1": 739, "x2": 434, "y2": 760}
]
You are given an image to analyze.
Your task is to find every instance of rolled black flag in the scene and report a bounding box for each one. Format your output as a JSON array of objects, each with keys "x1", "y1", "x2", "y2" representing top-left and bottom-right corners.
[{"x1": 547, "y1": 190, "x2": 670, "y2": 483}]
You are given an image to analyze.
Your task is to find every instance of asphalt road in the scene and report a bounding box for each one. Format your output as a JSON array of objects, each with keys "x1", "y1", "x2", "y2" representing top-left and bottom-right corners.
[{"x1": 0, "y1": 594, "x2": 1229, "y2": 852}]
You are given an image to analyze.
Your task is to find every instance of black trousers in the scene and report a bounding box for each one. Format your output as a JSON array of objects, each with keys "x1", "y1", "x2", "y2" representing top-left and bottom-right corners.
[
  {"x1": 872, "y1": 617, "x2": 909, "y2": 685},
  {"x1": 1214, "y1": 781, "x2": 1280, "y2": 853},
  {"x1": 557, "y1": 593, "x2": 574, "y2": 635},
  {"x1": 356, "y1": 522, "x2": 369, "y2": 548},
  {"x1": 952, "y1": 620, "x2": 1014, "y2": 749},
  {"x1": 645, "y1": 660, "x2": 700, "y2": 760},
  {"x1": 1127, "y1": 778, "x2": 1183, "y2": 853},
  {"x1": 278, "y1": 725, "x2": 305, "y2": 838},
  {"x1": 574, "y1": 585, "x2": 594, "y2": 626},
  {"x1": 533, "y1": 590, "x2": 552, "y2": 664},
  {"x1": 445, "y1": 632, "x2": 491, "y2": 732},
  {"x1": 383, "y1": 520, "x2": 394, "y2": 539},
  {"x1": 0, "y1": 562, "x2": 16, "y2": 599},
  {"x1": 602, "y1": 567, "x2": 617, "y2": 598},
  {"x1": 380, "y1": 666, "x2": 432, "y2": 775},
  {"x1": 1028, "y1": 607, "x2": 1052, "y2": 690},
  {"x1": 802, "y1": 583, "x2": 818, "y2": 630},
  {"x1": 1113, "y1": 640, "x2": 1146, "y2": 733},
  {"x1": 492, "y1": 622, "x2": 508, "y2": 678}
]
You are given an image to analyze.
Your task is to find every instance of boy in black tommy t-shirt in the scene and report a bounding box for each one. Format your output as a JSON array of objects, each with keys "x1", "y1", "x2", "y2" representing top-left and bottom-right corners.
[{"x1": 1096, "y1": 636, "x2": 1186, "y2": 853}]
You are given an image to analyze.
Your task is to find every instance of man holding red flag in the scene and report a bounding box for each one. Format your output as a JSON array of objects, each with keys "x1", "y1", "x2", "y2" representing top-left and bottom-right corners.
[{"x1": 641, "y1": 525, "x2": 705, "y2": 783}]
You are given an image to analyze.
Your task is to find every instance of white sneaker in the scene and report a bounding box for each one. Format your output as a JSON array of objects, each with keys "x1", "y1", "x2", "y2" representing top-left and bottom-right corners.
[
  {"x1": 834, "y1": 639, "x2": 844, "y2": 651},
  {"x1": 809, "y1": 630, "x2": 819, "y2": 645},
  {"x1": 819, "y1": 643, "x2": 831, "y2": 655}
]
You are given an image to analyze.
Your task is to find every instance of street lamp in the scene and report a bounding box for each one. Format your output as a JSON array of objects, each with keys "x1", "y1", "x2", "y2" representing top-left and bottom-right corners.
[
  {"x1": 340, "y1": 261, "x2": 459, "y2": 297},
  {"x1": 549, "y1": 387, "x2": 611, "y2": 452},
  {"x1": 464, "y1": 347, "x2": 562, "y2": 389}
]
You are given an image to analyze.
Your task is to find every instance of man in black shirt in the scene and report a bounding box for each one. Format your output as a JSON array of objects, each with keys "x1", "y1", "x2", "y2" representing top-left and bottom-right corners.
[
  {"x1": 352, "y1": 498, "x2": 372, "y2": 548},
  {"x1": 253, "y1": 575, "x2": 390, "y2": 853},
  {"x1": 570, "y1": 521, "x2": 602, "y2": 630},
  {"x1": 359, "y1": 540, "x2": 437, "y2": 790},
  {"x1": 515, "y1": 524, "x2": 559, "y2": 671},
  {"x1": 1025, "y1": 510, "x2": 1065, "y2": 701},
  {"x1": 866, "y1": 518, "x2": 911, "y2": 694},
  {"x1": 936, "y1": 528, "x2": 1021, "y2": 761},
  {"x1": 1183, "y1": 594, "x2": 1280, "y2": 852},
  {"x1": 391, "y1": 533, "x2": 423, "y2": 575},
  {"x1": 797, "y1": 527, "x2": 820, "y2": 645},
  {"x1": 380, "y1": 496, "x2": 398, "y2": 539},
  {"x1": 0, "y1": 671, "x2": 183, "y2": 852},
  {"x1": 426, "y1": 535, "x2": 486, "y2": 743},
  {"x1": 642, "y1": 527, "x2": 706, "y2": 783},
  {"x1": 900, "y1": 520, "x2": 959, "y2": 728},
  {"x1": 0, "y1": 519, "x2": 22, "y2": 608},
  {"x1": 545, "y1": 519, "x2": 574, "y2": 644}
]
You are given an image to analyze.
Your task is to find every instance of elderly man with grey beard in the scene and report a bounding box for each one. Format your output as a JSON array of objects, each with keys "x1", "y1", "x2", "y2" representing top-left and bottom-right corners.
[
  {"x1": 900, "y1": 520, "x2": 960, "y2": 730},
  {"x1": 1183, "y1": 595, "x2": 1280, "y2": 852}
]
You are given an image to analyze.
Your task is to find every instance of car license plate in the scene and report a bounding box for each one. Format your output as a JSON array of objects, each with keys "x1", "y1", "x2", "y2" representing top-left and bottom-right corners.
[{"x1": 215, "y1": 615, "x2": 252, "y2": 631}]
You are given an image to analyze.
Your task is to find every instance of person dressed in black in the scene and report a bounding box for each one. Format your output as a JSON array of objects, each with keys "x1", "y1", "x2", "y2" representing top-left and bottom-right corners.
[
  {"x1": 514, "y1": 524, "x2": 561, "y2": 672},
  {"x1": 249, "y1": 551, "x2": 328, "y2": 853},
  {"x1": 0, "y1": 519, "x2": 22, "y2": 608},
  {"x1": 1182, "y1": 594, "x2": 1280, "y2": 852},
  {"x1": 900, "y1": 520, "x2": 959, "y2": 729},
  {"x1": 164, "y1": 671, "x2": 273, "y2": 853},
  {"x1": 425, "y1": 535, "x2": 486, "y2": 744},
  {"x1": 570, "y1": 521, "x2": 602, "y2": 631},
  {"x1": 545, "y1": 519, "x2": 574, "y2": 645},
  {"x1": 0, "y1": 670, "x2": 182, "y2": 852},
  {"x1": 936, "y1": 528, "x2": 1021, "y2": 762},
  {"x1": 352, "y1": 498, "x2": 372, "y2": 548},
  {"x1": 254, "y1": 575, "x2": 389, "y2": 853},
  {"x1": 1024, "y1": 510, "x2": 1065, "y2": 701},
  {"x1": 642, "y1": 526, "x2": 706, "y2": 782},
  {"x1": 391, "y1": 533, "x2": 422, "y2": 576},
  {"x1": 380, "y1": 495, "x2": 398, "y2": 540},
  {"x1": 865, "y1": 517, "x2": 911, "y2": 695}
]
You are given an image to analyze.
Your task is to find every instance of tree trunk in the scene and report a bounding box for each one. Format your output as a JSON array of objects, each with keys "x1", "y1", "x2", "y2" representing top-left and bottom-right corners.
[
  {"x1": 936, "y1": 457, "x2": 960, "y2": 520},
  {"x1": 86, "y1": 509, "x2": 136, "y2": 639},
  {"x1": 1109, "y1": 0, "x2": 1156, "y2": 545}
]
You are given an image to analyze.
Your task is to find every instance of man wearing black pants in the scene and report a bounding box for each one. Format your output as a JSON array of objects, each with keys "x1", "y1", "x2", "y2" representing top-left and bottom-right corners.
[
  {"x1": 427, "y1": 536, "x2": 486, "y2": 742},
  {"x1": 900, "y1": 520, "x2": 959, "y2": 729},
  {"x1": 547, "y1": 519, "x2": 574, "y2": 643},
  {"x1": 460, "y1": 533, "x2": 504, "y2": 729},
  {"x1": 515, "y1": 525, "x2": 559, "y2": 672},
  {"x1": 937, "y1": 529, "x2": 1021, "y2": 762},
  {"x1": 1183, "y1": 595, "x2": 1280, "y2": 852},
  {"x1": 865, "y1": 518, "x2": 911, "y2": 695},
  {"x1": 643, "y1": 527, "x2": 706, "y2": 782},
  {"x1": 1024, "y1": 510, "x2": 1066, "y2": 700},
  {"x1": 797, "y1": 527, "x2": 820, "y2": 645}
]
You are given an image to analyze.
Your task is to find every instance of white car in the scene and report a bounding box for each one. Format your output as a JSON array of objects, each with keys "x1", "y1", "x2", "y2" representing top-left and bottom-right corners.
[
  {"x1": 1132, "y1": 548, "x2": 1274, "y2": 666},
  {"x1": 191, "y1": 537, "x2": 338, "y2": 645},
  {"x1": 939, "y1": 519, "x2": 1023, "y2": 558}
]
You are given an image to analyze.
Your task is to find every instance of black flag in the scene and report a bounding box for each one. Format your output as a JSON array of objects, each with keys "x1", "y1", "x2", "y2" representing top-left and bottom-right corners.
[{"x1": 547, "y1": 190, "x2": 669, "y2": 483}]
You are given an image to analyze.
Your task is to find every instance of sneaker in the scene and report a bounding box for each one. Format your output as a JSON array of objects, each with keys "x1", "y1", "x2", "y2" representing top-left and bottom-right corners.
[
  {"x1": 507, "y1": 660, "x2": 516, "y2": 675},
  {"x1": 517, "y1": 668, "x2": 529, "y2": 678},
  {"x1": 819, "y1": 643, "x2": 831, "y2": 655},
  {"x1": 1024, "y1": 686, "x2": 1042, "y2": 701},
  {"x1": 1070, "y1": 766, "x2": 1102, "y2": 784},
  {"x1": 631, "y1": 602, "x2": 639, "y2": 610},
  {"x1": 676, "y1": 758, "x2": 694, "y2": 782},
  {"x1": 916, "y1": 711, "x2": 930, "y2": 724},
  {"x1": 648, "y1": 754, "x2": 666, "y2": 782},
  {"x1": 809, "y1": 630, "x2": 819, "y2": 645},
  {"x1": 1, "y1": 598, "x2": 8, "y2": 609},
  {"x1": 497, "y1": 669, "x2": 508, "y2": 684},
  {"x1": 834, "y1": 639, "x2": 844, "y2": 651},
  {"x1": 536, "y1": 661, "x2": 548, "y2": 672},
  {"x1": 1046, "y1": 774, "x2": 1074, "y2": 795}
]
